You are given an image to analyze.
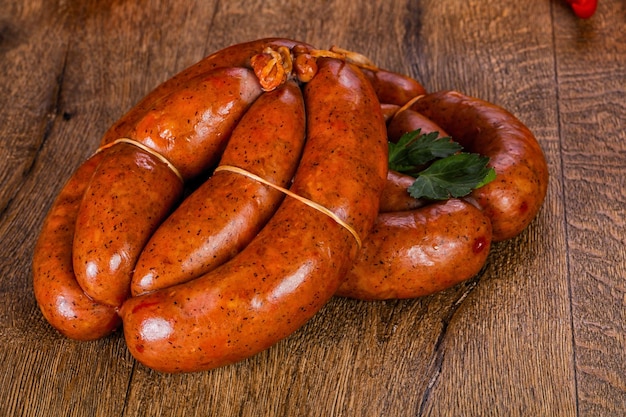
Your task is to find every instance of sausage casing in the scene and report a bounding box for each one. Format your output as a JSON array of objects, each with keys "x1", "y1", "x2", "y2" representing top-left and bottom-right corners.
[
  {"x1": 411, "y1": 91, "x2": 549, "y2": 241},
  {"x1": 362, "y1": 68, "x2": 426, "y2": 106},
  {"x1": 119, "y1": 58, "x2": 388, "y2": 372},
  {"x1": 117, "y1": 67, "x2": 263, "y2": 180},
  {"x1": 380, "y1": 107, "x2": 452, "y2": 213},
  {"x1": 33, "y1": 153, "x2": 121, "y2": 340},
  {"x1": 131, "y1": 80, "x2": 306, "y2": 295},
  {"x1": 72, "y1": 143, "x2": 183, "y2": 307},
  {"x1": 337, "y1": 199, "x2": 492, "y2": 300},
  {"x1": 101, "y1": 38, "x2": 310, "y2": 148}
]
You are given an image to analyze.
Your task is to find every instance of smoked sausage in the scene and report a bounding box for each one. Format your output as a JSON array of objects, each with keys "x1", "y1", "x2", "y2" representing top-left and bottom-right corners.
[
  {"x1": 411, "y1": 91, "x2": 549, "y2": 241},
  {"x1": 131, "y1": 80, "x2": 306, "y2": 295},
  {"x1": 100, "y1": 38, "x2": 311, "y2": 147},
  {"x1": 119, "y1": 57, "x2": 388, "y2": 373},
  {"x1": 73, "y1": 67, "x2": 263, "y2": 307},
  {"x1": 32, "y1": 153, "x2": 120, "y2": 340},
  {"x1": 337, "y1": 199, "x2": 492, "y2": 300},
  {"x1": 361, "y1": 68, "x2": 426, "y2": 106},
  {"x1": 112, "y1": 66, "x2": 264, "y2": 181},
  {"x1": 379, "y1": 170, "x2": 425, "y2": 213},
  {"x1": 387, "y1": 106, "x2": 450, "y2": 142},
  {"x1": 72, "y1": 143, "x2": 184, "y2": 307}
]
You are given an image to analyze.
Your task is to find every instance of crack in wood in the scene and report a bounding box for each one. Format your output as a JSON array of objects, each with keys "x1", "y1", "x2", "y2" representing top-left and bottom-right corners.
[{"x1": 417, "y1": 277, "x2": 481, "y2": 416}]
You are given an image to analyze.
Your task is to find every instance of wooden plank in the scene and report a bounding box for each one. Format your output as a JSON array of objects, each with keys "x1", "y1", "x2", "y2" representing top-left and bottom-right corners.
[
  {"x1": 553, "y1": 1, "x2": 626, "y2": 415},
  {"x1": 0, "y1": 0, "x2": 76, "y2": 214}
]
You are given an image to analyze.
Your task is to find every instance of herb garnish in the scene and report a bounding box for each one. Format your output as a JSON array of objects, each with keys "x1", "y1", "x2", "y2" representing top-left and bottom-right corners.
[{"x1": 388, "y1": 129, "x2": 496, "y2": 200}]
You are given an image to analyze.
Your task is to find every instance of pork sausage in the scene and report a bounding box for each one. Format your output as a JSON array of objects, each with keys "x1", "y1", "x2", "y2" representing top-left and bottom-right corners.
[
  {"x1": 131, "y1": 80, "x2": 306, "y2": 295},
  {"x1": 72, "y1": 143, "x2": 183, "y2": 307},
  {"x1": 73, "y1": 67, "x2": 264, "y2": 307},
  {"x1": 33, "y1": 153, "x2": 121, "y2": 340},
  {"x1": 387, "y1": 107, "x2": 450, "y2": 143},
  {"x1": 361, "y1": 68, "x2": 426, "y2": 106},
  {"x1": 114, "y1": 67, "x2": 263, "y2": 180},
  {"x1": 411, "y1": 91, "x2": 549, "y2": 241},
  {"x1": 379, "y1": 170, "x2": 426, "y2": 213},
  {"x1": 100, "y1": 38, "x2": 311, "y2": 147},
  {"x1": 119, "y1": 57, "x2": 388, "y2": 373},
  {"x1": 337, "y1": 199, "x2": 492, "y2": 300}
]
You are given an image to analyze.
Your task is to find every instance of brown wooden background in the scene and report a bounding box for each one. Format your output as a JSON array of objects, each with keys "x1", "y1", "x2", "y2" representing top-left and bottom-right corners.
[{"x1": 1, "y1": 0, "x2": 624, "y2": 416}]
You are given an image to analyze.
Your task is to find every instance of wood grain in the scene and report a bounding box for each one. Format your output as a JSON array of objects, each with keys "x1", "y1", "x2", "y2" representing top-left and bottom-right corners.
[
  {"x1": 553, "y1": 1, "x2": 626, "y2": 415},
  {"x1": 0, "y1": 0, "x2": 624, "y2": 416}
]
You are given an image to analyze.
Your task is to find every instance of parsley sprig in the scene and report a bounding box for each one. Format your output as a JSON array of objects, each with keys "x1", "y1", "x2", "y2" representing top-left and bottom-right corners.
[{"x1": 388, "y1": 129, "x2": 496, "y2": 200}]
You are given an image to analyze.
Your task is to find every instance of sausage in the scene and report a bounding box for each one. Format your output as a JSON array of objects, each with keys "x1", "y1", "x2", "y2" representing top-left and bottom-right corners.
[
  {"x1": 72, "y1": 66, "x2": 264, "y2": 307},
  {"x1": 336, "y1": 199, "x2": 492, "y2": 300},
  {"x1": 131, "y1": 80, "x2": 306, "y2": 295},
  {"x1": 114, "y1": 66, "x2": 264, "y2": 181},
  {"x1": 100, "y1": 38, "x2": 312, "y2": 147},
  {"x1": 379, "y1": 170, "x2": 426, "y2": 213},
  {"x1": 411, "y1": 91, "x2": 549, "y2": 241},
  {"x1": 380, "y1": 103, "x2": 400, "y2": 122},
  {"x1": 32, "y1": 153, "x2": 121, "y2": 340},
  {"x1": 361, "y1": 68, "x2": 427, "y2": 106},
  {"x1": 387, "y1": 107, "x2": 450, "y2": 143},
  {"x1": 72, "y1": 143, "x2": 184, "y2": 307},
  {"x1": 118, "y1": 57, "x2": 388, "y2": 373}
]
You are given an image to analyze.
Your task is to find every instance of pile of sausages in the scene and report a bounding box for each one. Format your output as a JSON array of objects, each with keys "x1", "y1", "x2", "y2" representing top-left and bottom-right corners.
[{"x1": 32, "y1": 38, "x2": 548, "y2": 373}]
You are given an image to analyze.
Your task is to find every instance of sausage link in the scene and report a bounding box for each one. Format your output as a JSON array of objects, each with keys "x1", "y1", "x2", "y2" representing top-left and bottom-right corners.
[
  {"x1": 119, "y1": 57, "x2": 388, "y2": 373},
  {"x1": 361, "y1": 68, "x2": 426, "y2": 106},
  {"x1": 115, "y1": 67, "x2": 263, "y2": 180},
  {"x1": 72, "y1": 144, "x2": 183, "y2": 307},
  {"x1": 337, "y1": 199, "x2": 492, "y2": 300},
  {"x1": 380, "y1": 103, "x2": 400, "y2": 122},
  {"x1": 411, "y1": 91, "x2": 549, "y2": 241},
  {"x1": 33, "y1": 153, "x2": 121, "y2": 340},
  {"x1": 379, "y1": 170, "x2": 425, "y2": 213},
  {"x1": 72, "y1": 66, "x2": 264, "y2": 307},
  {"x1": 131, "y1": 80, "x2": 306, "y2": 295},
  {"x1": 100, "y1": 38, "x2": 311, "y2": 146},
  {"x1": 387, "y1": 107, "x2": 450, "y2": 142}
]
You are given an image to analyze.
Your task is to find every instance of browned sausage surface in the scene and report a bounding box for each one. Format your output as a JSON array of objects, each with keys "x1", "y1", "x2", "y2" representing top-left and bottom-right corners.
[
  {"x1": 387, "y1": 107, "x2": 450, "y2": 142},
  {"x1": 362, "y1": 68, "x2": 426, "y2": 106},
  {"x1": 72, "y1": 66, "x2": 266, "y2": 308},
  {"x1": 411, "y1": 91, "x2": 549, "y2": 241},
  {"x1": 72, "y1": 143, "x2": 183, "y2": 307},
  {"x1": 115, "y1": 67, "x2": 263, "y2": 180},
  {"x1": 119, "y1": 58, "x2": 388, "y2": 373},
  {"x1": 32, "y1": 153, "x2": 121, "y2": 340},
  {"x1": 101, "y1": 38, "x2": 310, "y2": 147},
  {"x1": 337, "y1": 199, "x2": 492, "y2": 300},
  {"x1": 379, "y1": 170, "x2": 426, "y2": 213},
  {"x1": 131, "y1": 80, "x2": 306, "y2": 295}
]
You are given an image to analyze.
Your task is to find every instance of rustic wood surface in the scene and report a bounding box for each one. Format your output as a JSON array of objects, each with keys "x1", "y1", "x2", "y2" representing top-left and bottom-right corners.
[{"x1": 1, "y1": 0, "x2": 624, "y2": 416}]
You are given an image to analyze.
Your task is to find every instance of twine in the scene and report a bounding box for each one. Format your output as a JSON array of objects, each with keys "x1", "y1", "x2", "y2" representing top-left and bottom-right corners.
[
  {"x1": 214, "y1": 165, "x2": 362, "y2": 249},
  {"x1": 95, "y1": 138, "x2": 183, "y2": 183}
]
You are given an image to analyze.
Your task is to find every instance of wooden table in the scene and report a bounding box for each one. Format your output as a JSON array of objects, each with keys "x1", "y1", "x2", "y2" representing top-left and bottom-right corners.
[{"x1": 1, "y1": 1, "x2": 624, "y2": 416}]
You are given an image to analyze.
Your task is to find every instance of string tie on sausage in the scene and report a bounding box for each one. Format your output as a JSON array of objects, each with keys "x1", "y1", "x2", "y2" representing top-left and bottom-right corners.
[
  {"x1": 392, "y1": 94, "x2": 426, "y2": 120},
  {"x1": 95, "y1": 138, "x2": 184, "y2": 183},
  {"x1": 214, "y1": 165, "x2": 362, "y2": 249}
]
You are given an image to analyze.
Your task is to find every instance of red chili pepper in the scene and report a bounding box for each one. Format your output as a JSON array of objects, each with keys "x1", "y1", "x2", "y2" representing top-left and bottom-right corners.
[{"x1": 565, "y1": 0, "x2": 598, "y2": 19}]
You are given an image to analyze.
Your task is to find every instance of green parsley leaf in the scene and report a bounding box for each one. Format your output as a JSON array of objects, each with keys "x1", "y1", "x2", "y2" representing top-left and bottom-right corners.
[
  {"x1": 407, "y1": 153, "x2": 496, "y2": 200},
  {"x1": 388, "y1": 129, "x2": 461, "y2": 173}
]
